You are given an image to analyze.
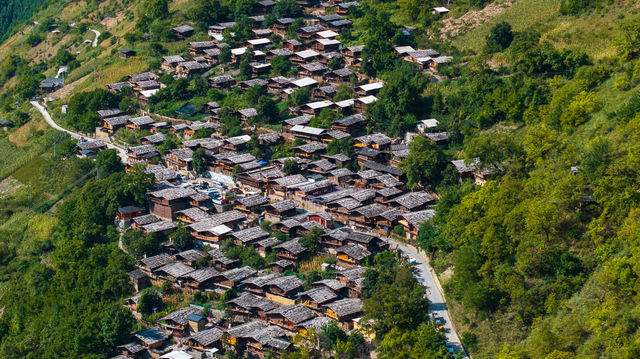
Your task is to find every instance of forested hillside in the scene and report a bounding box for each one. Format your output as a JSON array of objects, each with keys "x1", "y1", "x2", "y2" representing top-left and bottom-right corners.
[
  {"x1": 1, "y1": 0, "x2": 640, "y2": 358},
  {"x1": 0, "y1": 0, "x2": 48, "y2": 41}
]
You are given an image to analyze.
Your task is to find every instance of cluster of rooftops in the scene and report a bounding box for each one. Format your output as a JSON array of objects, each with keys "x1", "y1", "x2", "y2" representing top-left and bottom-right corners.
[{"x1": 47, "y1": 1, "x2": 465, "y2": 358}]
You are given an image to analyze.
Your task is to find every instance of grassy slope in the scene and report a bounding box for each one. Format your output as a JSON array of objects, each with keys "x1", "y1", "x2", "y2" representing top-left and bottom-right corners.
[{"x1": 451, "y1": 0, "x2": 633, "y2": 60}]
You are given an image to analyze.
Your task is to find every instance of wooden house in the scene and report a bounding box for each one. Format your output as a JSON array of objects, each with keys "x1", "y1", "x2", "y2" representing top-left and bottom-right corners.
[
  {"x1": 172, "y1": 25, "x2": 195, "y2": 39},
  {"x1": 273, "y1": 17, "x2": 295, "y2": 35},
  {"x1": 182, "y1": 267, "x2": 220, "y2": 291},
  {"x1": 312, "y1": 38, "x2": 341, "y2": 53},
  {"x1": 160, "y1": 306, "x2": 202, "y2": 337},
  {"x1": 176, "y1": 61, "x2": 209, "y2": 78},
  {"x1": 162, "y1": 55, "x2": 185, "y2": 71},
  {"x1": 266, "y1": 305, "x2": 316, "y2": 331},
  {"x1": 186, "y1": 327, "x2": 224, "y2": 351},
  {"x1": 268, "y1": 174, "x2": 308, "y2": 199},
  {"x1": 291, "y1": 49, "x2": 320, "y2": 64},
  {"x1": 299, "y1": 62, "x2": 328, "y2": 79},
  {"x1": 335, "y1": 266, "x2": 366, "y2": 297},
  {"x1": 298, "y1": 287, "x2": 338, "y2": 311},
  {"x1": 189, "y1": 41, "x2": 217, "y2": 55},
  {"x1": 324, "y1": 298, "x2": 363, "y2": 330},
  {"x1": 297, "y1": 25, "x2": 325, "y2": 40},
  {"x1": 215, "y1": 266, "x2": 257, "y2": 289},
  {"x1": 102, "y1": 115, "x2": 131, "y2": 134},
  {"x1": 209, "y1": 74, "x2": 235, "y2": 89},
  {"x1": 147, "y1": 187, "x2": 196, "y2": 220},
  {"x1": 271, "y1": 259, "x2": 295, "y2": 274},
  {"x1": 253, "y1": 237, "x2": 280, "y2": 257},
  {"x1": 133, "y1": 327, "x2": 169, "y2": 349},
  {"x1": 342, "y1": 44, "x2": 363, "y2": 66},
  {"x1": 227, "y1": 293, "x2": 277, "y2": 320},
  {"x1": 138, "y1": 253, "x2": 175, "y2": 280},
  {"x1": 236, "y1": 194, "x2": 269, "y2": 214},
  {"x1": 332, "y1": 113, "x2": 366, "y2": 134},
  {"x1": 213, "y1": 255, "x2": 241, "y2": 272},
  {"x1": 283, "y1": 38, "x2": 303, "y2": 51},
  {"x1": 398, "y1": 209, "x2": 435, "y2": 241},
  {"x1": 265, "y1": 275, "x2": 304, "y2": 303},
  {"x1": 273, "y1": 238, "x2": 308, "y2": 264},
  {"x1": 126, "y1": 116, "x2": 155, "y2": 131},
  {"x1": 264, "y1": 199, "x2": 298, "y2": 222},
  {"x1": 336, "y1": 243, "x2": 372, "y2": 268},
  {"x1": 174, "y1": 249, "x2": 207, "y2": 267},
  {"x1": 224, "y1": 322, "x2": 291, "y2": 357},
  {"x1": 128, "y1": 268, "x2": 150, "y2": 292},
  {"x1": 119, "y1": 48, "x2": 135, "y2": 59},
  {"x1": 231, "y1": 226, "x2": 270, "y2": 246},
  {"x1": 117, "y1": 342, "x2": 144, "y2": 358},
  {"x1": 323, "y1": 67, "x2": 353, "y2": 84},
  {"x1": 336, "y1": 1, "x2": 361, "y2": 15}
]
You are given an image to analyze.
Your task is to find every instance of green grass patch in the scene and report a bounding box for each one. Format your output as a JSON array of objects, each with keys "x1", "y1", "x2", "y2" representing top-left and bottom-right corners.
[
  {"x1": 12, "y1": 157, "x2": 51, "y2": 184},
  {"x1": 451, "y1": 0, "x2": 630, "y2": 60}
]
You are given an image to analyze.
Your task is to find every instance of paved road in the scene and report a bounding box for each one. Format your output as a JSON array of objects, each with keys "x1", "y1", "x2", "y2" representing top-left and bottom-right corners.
[
  {"x1": 384, "y1": 237, "x2": 469, "y2": 358},
  {"x1": 89, "y1": 29, "x2": 100, "y2": 47},
  {"x1": 30, "y1": 100, "x2": 128, "y2": 160}
]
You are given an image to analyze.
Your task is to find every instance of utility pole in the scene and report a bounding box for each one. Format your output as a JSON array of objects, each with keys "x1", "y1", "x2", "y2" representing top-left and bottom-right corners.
[{"x1": 53, "y1": 141, "x2": 56, "y2": 160}]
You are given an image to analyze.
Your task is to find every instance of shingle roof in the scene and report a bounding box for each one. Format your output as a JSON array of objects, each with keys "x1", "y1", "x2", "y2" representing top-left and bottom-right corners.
[
  {"x1": 134, "y1": 327, "x2": 168, "y2": 346},
  {"x1": 149, "y1": 187, "x2": 197, "y2": 201},
  {"x1": 313, "y1": 279, "x2": 347, "y2": 292},
  {"x1": 220, "y1": 266, "x2": 257, "y2": 282},
  {"x1": 184, "y1": 267, "x2": 219, "y2": 283},
  {"x1": 175, "y1": 249, "x2": 206, "y2": 262},
  {"x1": 266, "y1": 199, "x2": 297, "y2": 213},
  {"x1": 268, "y1": 275, "x2": 304, "y2": 293},
  {"x1": 157, "y1": 262, "x2": 194, "y2": 278},
  {"x1": 267, "y1": 304, "x2": 315, "y2": 324},
  {"x1": 337, "y1": 243, "x2": 371, "y2": 260},
  {"x1": 140, "y1": 253, "x2": 174, "y2": 270},
  {"x1": 188, "y1": 327, "x2": 223, "y2": 347},
  {"x1": 353, "y1": 203, "x2": 387, "y2": 218},
  {"x1": 238, "y1": 194, "x2": 269, "y2": 208},
  {"x1": 392, "y1": 191, "x2": 435, "y2": 210},
  {"x1": 401, "y1": 209, "x2": 436, "y2": 225},
  {"x1": 232, "y1": 226, "x2": 270, "y2": 243},
  {"x1": 161, "y1": 306, "x2": 201, "y2": 325},
  {"x1": 228, "y1": 292, "x2": 277, "y2": 312},
  {"x1": 298, "y1": 287, "x2": 337, "y2": 304},
  {"x1": 325, "y1": 298, "x2": 363, "y2": 318},
  {"x1": 274, "y1": 238, "x2": 307, "y2": 256},
  {"x1": 133, "y1": 214, "x2": 161, "y2": 226}
]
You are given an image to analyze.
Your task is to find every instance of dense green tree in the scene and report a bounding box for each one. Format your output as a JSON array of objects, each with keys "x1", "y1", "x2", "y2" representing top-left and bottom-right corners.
[
  {"x1": 299, "y1": 227, "x2": 323, "y2": 254},
  {"x1": 485, "y1": 22, "x2": 514, "y2": 53},
  {"x1": 137, "y1": 289, "x2": 163, "y2": 315},
  {"x1": 172, "y1": 223, "x2": 193, "y2": 251},
  {"x1": 290, "y1": 87, "x2": 311, "y2": 106},
  {"x1": 192, "y1": 148, "x2": 207, "y2": 174},
  {"x1": 399, "y1": 136, "x2": 446, "y2": 189},
  {"x1": 257, "y1": 95, "x2": 279, "y2": 123},
  {"x1": 271, "y1": 55, "x2": 292, "y2": 76},
  {"x1": 367, "y1": 63, "x2": 429, "y2": 136},
  {"x1": 96, "y1": 149, "x2": 122, "y2": 178},
  {"x1": 283, "y1": 158, "x2": 300, "y2": 175}
]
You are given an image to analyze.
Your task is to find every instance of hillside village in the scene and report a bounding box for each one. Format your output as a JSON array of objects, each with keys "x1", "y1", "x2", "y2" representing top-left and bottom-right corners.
[
  {"x1": 25, "y1": 1, "x2": 478, "y2": 358},
  {"x1": 6, "y1": 0, "x2": 640, "y2": 358}
]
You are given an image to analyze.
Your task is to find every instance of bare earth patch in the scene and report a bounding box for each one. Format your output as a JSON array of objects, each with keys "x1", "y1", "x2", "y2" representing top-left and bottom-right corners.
[
  {"x1": 0, "y1": 177, "x2": 21, "y2": 197},
  {"x1": 50, "y1": 74, "x2": 92, "y2": 99},
  {"x1": 440, "y1": 1, "x2": 513, "y2": 40}
]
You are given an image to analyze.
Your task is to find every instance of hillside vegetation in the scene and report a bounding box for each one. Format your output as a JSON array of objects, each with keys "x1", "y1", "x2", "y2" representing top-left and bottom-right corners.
[{"x1": 1, "y1": 0, "x2": 640, "y2": 358}]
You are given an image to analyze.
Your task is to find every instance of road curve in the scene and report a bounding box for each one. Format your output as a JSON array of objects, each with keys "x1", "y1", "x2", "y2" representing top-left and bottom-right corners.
[
  {"x1": 384, "y1": 237, "x2": 469, "y2": 358},
  {"x1": 89, "y1": 29, "x2": 100, "y2": 47},
  {"x1": 30, "y1": 100, "x2": 127, "y2": 160}
]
